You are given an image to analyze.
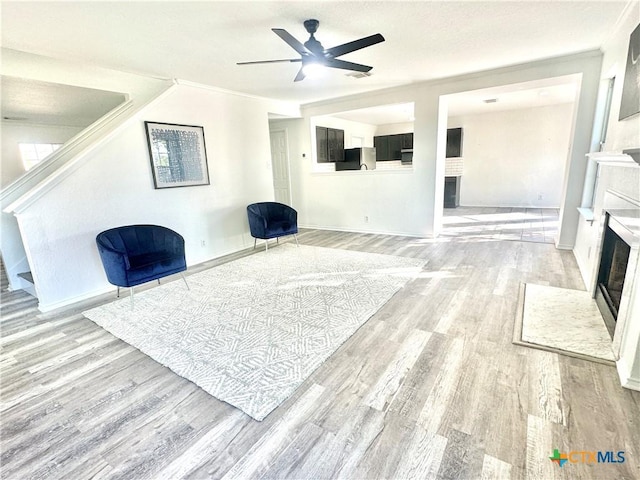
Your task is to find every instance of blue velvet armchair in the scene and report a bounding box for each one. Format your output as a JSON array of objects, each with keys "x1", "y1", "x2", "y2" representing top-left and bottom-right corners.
[
  {"x1": 247, "y1": 202, "x2": 299, "y2": 251},
  {"x1": 96, "y1": 224, "x2": 189, "y2": 305}
]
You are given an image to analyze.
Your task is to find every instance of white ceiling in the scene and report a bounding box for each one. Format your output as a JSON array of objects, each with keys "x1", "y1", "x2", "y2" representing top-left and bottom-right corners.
[
  {"x1": 321, "y1": 75, "x2": 579, "y2": 125},
  {"x1": 1, "y1": 1, "x2": 630, "y2": 105},
  {"x1": 1, "y1": 76, "x2": 127, "y2": 127}
]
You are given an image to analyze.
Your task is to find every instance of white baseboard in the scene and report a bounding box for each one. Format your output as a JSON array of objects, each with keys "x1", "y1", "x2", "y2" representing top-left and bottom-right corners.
[
  {"x1": 616, "y1": 357, "x2": 640, "y2": 392},
  {"x1": 298, "y1": 223, "x2": 429, "y2": 239},
  {"x1": 38, "y1": 285, "x2": 114, "y2": 313}
]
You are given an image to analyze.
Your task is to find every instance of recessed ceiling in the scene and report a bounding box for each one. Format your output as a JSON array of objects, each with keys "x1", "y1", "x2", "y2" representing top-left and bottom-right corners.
[
  {"x1": 0, "y1": 1, "x2": 630, "y2": 104},
  {"x1": 1, "y1": 76, "x2": 127, "y2": 127}
]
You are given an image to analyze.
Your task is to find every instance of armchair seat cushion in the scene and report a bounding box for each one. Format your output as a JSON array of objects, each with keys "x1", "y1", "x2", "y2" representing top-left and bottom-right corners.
[{"x1": 267, "y1": 219, "x2": 294, "y2": 235}]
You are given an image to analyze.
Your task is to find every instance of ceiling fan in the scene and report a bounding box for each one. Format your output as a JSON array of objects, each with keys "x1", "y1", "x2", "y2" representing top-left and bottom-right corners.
[{"x1": 237, "y1": 19, "x2": 385, "y2": 82}]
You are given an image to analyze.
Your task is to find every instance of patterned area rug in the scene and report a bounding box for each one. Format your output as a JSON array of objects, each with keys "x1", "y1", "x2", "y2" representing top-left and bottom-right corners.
[{"x1": 84, "y1": 244, "x2": 424, "y2": 420}]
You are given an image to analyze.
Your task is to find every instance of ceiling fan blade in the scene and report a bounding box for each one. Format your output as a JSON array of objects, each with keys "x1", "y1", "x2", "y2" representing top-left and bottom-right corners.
[
  {"x1": 323, "y1": 58, "x2": 372, "y2": 72},
  {"x1": 272, "y1": 28, "x2": 313, "y2": 56},
  {"x1": 237, "y1": 58, "x2": 302, "y2": 65},
  {"x1": 294, "y1": 67, "x2": 306, "y2": 82},
  {"x1": 324, "y1": 33, "x2": 385, "y2": 58}
]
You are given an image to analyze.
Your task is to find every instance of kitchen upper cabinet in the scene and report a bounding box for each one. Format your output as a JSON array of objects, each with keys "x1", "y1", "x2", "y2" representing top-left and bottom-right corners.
[
  {"x1": 389, "y1": 135, "x2": 403, "y2": 160},
  {"x1": 328, "y1": 128, "x2": 344, "y2": 162},
  {"x1": 316, "y1": 126, "x2": 344, "y2": 163},
  {"x1": 401, "y1": 133, "x2": 414, "y2": 149},
  {"x1": 316, "y1": 126, "x2": 328, "y2": 162},
  {"x1": 446, "y1": 128, "x2": 463, "y2": 158},
  {"x1": 374, "y1": 136, "x2": 389, "y2": 161},
  {"x1": 374, "y1": 132, "x2": 413, "y2": 161}
]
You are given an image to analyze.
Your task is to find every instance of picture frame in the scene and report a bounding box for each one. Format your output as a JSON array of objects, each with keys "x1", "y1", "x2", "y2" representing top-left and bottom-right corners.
[{"x1": 144, "y1": 121, "x2": 210, "y2": 189}]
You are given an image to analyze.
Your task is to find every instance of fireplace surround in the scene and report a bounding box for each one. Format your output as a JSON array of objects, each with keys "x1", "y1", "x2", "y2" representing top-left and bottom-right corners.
[
  {"x1": 592, "y1": 191, "x2": 640, "y2": 365},
  {"x1": 595, "y1": 212, "x2": 634, "y2": 338}
]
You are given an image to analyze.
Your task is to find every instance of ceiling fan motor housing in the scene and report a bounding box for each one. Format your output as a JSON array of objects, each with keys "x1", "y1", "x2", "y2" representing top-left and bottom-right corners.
[
  {"x1": 303, "y1": 19, "x2": 324, "y2": 55},
  {"x1": 303, "y1": 19, "x2": 319, "y2": 34}
]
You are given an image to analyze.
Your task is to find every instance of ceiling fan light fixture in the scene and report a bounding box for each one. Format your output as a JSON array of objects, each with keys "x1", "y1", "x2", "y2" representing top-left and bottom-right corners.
[
  {"x1": 237, "y1": 20, "x2": 384, "y2": 82},
  {"x1": 302, "y1": 61, "x2": 326, "y2": 78}
]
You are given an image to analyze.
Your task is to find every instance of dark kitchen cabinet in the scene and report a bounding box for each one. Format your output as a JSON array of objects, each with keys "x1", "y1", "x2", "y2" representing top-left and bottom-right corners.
[
  {"x1": 401, "y1": 133, "x2": 414, "y2": 149},
  {"x1": 374, "y1": 132, "x2": 413, "y2": 161},
  {"x1": 374, "y1": 136, "x2": 389, "y2": 161},
  {"x1": 389, "y1": 135, "x2": 403, "y2": 160},
  {"x1": 316, "y1": 126, "x2": 344, "y2": 163},
  {"x1": 444, "y1": 176, "x2": 460, "y2": 208},
  {"x1": 316, "y1": 126, "x2": 328, "y2": 162},
  {"x1": 446, "y1": 128, "x2": 463, "y2": 158},
  {"x1": 328, "y1": 128, "x2": 344, "y2": 162}
]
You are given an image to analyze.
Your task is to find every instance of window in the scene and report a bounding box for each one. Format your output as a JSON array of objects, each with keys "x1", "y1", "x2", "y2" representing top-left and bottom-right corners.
[
  {"x1": 581, "y1": 77, "x2": 616, "y2": 210},
  {"x1": 598, "y1": 77, "x2": 616, "y2": 151},
  {"x1": 19, "y1": 143, "x2": 63, "y2": 171}
]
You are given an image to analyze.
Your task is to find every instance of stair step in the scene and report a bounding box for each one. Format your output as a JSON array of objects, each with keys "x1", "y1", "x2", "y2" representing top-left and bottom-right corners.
[{"x1": 17, "y1": 272, "x2": 34, "y2": 284}]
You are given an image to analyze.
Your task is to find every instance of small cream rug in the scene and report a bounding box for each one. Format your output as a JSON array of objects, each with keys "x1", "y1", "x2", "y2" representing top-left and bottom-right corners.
[
  {"x1": 514, "y1": 283, "x2": 615, "y2": 363},
  {"x1": 84, "y1": 244, "x2": 424, "y2": 420}
]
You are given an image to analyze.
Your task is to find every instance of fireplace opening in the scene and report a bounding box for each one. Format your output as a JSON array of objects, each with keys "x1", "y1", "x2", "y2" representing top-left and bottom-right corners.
[{"x1": 595, "y1": 215, "x2": 631, "y2": 338}]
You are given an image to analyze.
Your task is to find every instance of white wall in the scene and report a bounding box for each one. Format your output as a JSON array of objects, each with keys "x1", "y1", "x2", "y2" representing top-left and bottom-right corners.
[
  {"x1": 10, "y1": 83, "x2": 298, "y2": 311},
  {"x1": 601, "y1": 16, "x2": 640, "y2": 152},
  {"x1": 1, "y1": 49, "x2": 174, "y2": 293},
  {"x1": 1, "y1": 122, "x2": 83, "y2": 187},
  {"x1": 571, "y1": 3, "x2": 640, "y2": 390},
  {"x1": 297, "y1": 51, "x2": 602, "y2": 239},
  {"x1": 375, "y1": 122, "x2": 414, "y2": 136},
  {"x1": 449, "y1": 103, "x2": 575, "y2": 208}
]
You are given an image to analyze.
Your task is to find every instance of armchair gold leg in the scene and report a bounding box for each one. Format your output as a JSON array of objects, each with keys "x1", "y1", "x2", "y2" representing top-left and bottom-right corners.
[
  {"x1": 265, "y1": 240, "x2": 268, "y2": 252},
  {"x1": 180, "y1": 272, "x2": 190, "y2": 291},
  {"x1": 294, "y1": 234, "x2": 299, "y2": 247},
  {"x1": 253, "y1": 238, "x2": 257, "y2": 250},
  {"x1": 116, "y1": 286, "x2": 121, "y2": 298}
]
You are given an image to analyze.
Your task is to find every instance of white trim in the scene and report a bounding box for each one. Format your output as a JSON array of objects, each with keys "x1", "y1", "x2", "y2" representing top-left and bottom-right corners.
[
  {"x1": 298, "y1": 224, "x2": 430, "y2": 239},
  {"x1": 175, "y1": 78, "x2": 278, "y2": 102},
  {"x1": 577, "y1": 207, "x2": 595, "y2": 221},
  {"x1": 587, "y1": 151, "x2": 638, "y2": 168},
  {"x1": 1, "y1": 100, "x2": 134, "y2": 206},
  {"x1": 616, "y1": 357, "x2": 640, "y2": 392},
  {"x1": 4, "y1": 84, "x2": 178, "y2": 214},
  {"x1": 37, "y1": 285, "x2": 114, "y2": 312}
]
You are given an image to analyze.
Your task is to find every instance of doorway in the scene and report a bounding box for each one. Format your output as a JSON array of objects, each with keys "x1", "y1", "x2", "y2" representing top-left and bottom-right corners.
[{"x1": 269, "y1": 129, "x2": 292, "y2": 205}]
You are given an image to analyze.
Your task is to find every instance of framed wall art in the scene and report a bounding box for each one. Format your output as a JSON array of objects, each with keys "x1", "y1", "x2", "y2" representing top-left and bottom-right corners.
[{"x1": 144, "y1": 121, "x2": 210, "y2": 189}]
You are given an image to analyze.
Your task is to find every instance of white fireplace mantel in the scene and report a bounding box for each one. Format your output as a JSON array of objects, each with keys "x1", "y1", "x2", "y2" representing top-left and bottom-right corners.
[{"x1": 575, "y1": 150, "x2": 640, "y2": 392}]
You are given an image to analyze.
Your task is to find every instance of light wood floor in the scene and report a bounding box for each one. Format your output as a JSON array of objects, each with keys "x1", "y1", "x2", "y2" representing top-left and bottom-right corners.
[
  {"x1": 2, "y1": 227, "x2": 639, "y2": 480},
  {"x1": 443, "y1": 207, "x2": 559, "y2": 244}
]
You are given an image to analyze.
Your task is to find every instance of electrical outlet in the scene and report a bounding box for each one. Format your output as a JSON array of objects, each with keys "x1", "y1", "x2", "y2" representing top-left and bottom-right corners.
[
  {"x1": 538, "y1": 193, "x2": 543, "y2": 200},
  {"x1": 364, "y1": 216, "x2": 369, "y2": 223},
  {"x1": 201, "y1": 240, "x2": 206, "y2": 247}
]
